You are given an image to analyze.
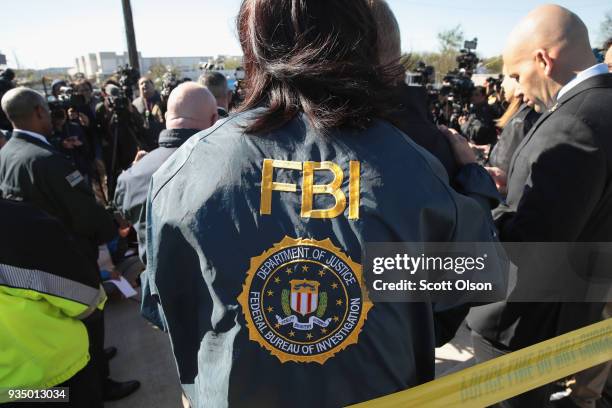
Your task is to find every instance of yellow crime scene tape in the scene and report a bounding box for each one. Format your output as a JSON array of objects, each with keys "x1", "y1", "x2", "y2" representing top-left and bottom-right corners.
[{"x1": 348, "y1": 318, "x2": 612, "y2": 408}]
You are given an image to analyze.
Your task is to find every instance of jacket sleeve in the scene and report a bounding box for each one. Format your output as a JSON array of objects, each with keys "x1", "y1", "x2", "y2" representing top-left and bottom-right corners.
[
  {"x1": 37, "y1": 154, "x2": 117, "y2": 244},
  {"x1": 497, "y1": 115, "x2": 606, "y2": 242},
  {"x1": 432, "y1": 163, "x2": 507, "y2": 345}
]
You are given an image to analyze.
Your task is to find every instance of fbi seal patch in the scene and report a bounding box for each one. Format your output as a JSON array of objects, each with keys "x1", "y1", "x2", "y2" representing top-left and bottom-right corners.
[{"x1": 237, "y1": 236, "x2": 373, "y2": 364}]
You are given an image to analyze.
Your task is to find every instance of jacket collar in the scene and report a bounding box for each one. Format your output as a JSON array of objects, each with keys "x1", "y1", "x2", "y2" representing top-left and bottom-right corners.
[
  {"x1": 12, "y1": 130, "x2": 56, "y2": 151},
  {"x1": 157, "y1": 128, "x2": 200, "y2": 148},
  {"x1": 507, "y1": 73, "x2": 612, "y2": 181}
]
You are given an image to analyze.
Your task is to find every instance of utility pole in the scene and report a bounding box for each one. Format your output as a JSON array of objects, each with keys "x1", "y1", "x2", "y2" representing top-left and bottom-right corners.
[{"x1": 121, "y1": 0, "x2": 140, "y2": 72}]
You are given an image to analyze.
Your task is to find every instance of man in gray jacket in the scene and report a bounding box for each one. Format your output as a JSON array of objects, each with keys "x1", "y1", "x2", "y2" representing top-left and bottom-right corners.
[{"x1": 115, "y1": 82, "x2": 217, "y2": 327}]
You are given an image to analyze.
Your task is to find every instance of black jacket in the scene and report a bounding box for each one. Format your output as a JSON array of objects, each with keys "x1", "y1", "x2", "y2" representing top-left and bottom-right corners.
[
  {"x1": 0, "y1": 198, "x2": 100, "y2": 291},
  {"x1": 468, "y1": 73, "x2": 612, "y2": 348},
  {"x1": 387, "y1": 84, "x2": 459, "y2": 177},
  {"x1": 0, "y1": 131, "x2": 116, "y2": 266},
  {"x1": 488, "y1": 104, "x2": 541, "y2": 173},
  {"x1": 460, "y1": 103, "x2": 497, "y2": 146}
]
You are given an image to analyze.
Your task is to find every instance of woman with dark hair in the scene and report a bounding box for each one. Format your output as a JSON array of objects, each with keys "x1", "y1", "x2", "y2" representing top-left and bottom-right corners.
[
  {"x1": 145, "y1": 1, "x2": 502, "y2": 407},
  {"x1": 487, "y1": 73, "x2": 541, "y2": 191}
]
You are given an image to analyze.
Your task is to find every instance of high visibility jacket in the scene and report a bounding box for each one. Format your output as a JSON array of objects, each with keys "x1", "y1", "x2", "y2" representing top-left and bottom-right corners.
[{"x1": 0, "y1": 199, "x2": 106, "y2": 403}]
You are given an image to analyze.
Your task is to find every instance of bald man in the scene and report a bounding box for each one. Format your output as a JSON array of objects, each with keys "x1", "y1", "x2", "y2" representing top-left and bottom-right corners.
[
  {"x1": 450, "y1": 5, "x2": 612, "y2": 407},
  {"x1": 115, "y1": 82, "x2": 218, "y2": 259},
  {"x1": 114, "y1": 83, "x2": 217, "y2": 329}
]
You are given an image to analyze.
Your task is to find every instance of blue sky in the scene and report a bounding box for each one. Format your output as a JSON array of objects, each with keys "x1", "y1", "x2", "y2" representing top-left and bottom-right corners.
[{"x1": 2, "y1": 0, "x2": 610, "y2": 69}]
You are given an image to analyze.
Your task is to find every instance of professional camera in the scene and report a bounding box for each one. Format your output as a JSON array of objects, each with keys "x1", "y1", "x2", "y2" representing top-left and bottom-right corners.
[
  {"x1": 48, "y1": 85, "x2": 87, "y2": 119},
  {"x1": 105, "y1": 85, "x2": 130, "y2": 113},
  {"x1": 413, "y1": 62, "x2": 435, "y2": 86},
  {"x1": 486, "y1": 75, "x2": 503, "y2": 93},
  {"x1": 160, "y1": 69, "x2": 189, "y2": 107},
  {"x1": 115, "y1": 65, "x2": 140, "y2": 101}
]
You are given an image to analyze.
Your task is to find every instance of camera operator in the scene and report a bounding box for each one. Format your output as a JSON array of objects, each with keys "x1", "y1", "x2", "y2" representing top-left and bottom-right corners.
[
  {"x1": 72, "y1": 79, "x2": 99, "y2": 126},
  {"x1": 484, "y1": 76, "x2": 505, "y2": 118},
  {"x1": 49, "y1": 79, "x2": 67, "y2": 101},
  {"x1": 95, "y1": 81, "x2": 149, "y2": 198},
  {"x1": 458, "y1": 85, "x2": 498, "y2": 146},
  {"x1": 50, "y1": 106, "x2": 92, "y2": 184},
  {"x1": 132, "y1": 76, "x2": 164, "y2": 145}
]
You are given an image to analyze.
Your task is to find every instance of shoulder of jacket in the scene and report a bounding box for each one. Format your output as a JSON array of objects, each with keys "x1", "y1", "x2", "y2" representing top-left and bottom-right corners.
[{"x1": 149, "y1": 113, "x2": 250, "y2": 201}]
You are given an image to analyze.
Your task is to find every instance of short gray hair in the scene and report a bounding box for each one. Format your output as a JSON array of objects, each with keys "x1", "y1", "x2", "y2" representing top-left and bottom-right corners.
[
  {"x1": 1, "y1": 87, "x2": 47, "y2": 123},
  {"x1": 198, "y1": 71, "x2": 228, "y2": 99}
]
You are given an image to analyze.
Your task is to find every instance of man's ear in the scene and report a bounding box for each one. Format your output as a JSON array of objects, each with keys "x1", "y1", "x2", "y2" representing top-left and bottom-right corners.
[
  {"x1": 535, "y1": 49, "x2": 554, "y2": 76},
  {"x1": 35, "y1": 105, "x2": 46, "y2": 120}
]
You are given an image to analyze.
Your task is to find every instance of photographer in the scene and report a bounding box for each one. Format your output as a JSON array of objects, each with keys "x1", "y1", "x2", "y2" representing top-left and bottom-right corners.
[
  {"x1": 132, "y1": 76, "x2": 164, "y2": 145},
  {"x1": 459, "y1": 86, "x2": 498, "y2": 146},
  {"x1": 50, "y1": 106, "x2": 92, "y2": 184},
  {"x1": 72, "y1": 79, "x2": 99, "y2": 126},
  {"x1": 95, "y1": 81, "x2": 149, "y2": 198}
]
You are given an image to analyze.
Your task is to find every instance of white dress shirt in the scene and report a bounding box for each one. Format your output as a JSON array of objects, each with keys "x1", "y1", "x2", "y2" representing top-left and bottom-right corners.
[
  {"x1": 557, "y1": 63, "x2": 609, "y2": 101},
  {"x1": 13, "y1": 129, "x2": 50, "y2": 145}
]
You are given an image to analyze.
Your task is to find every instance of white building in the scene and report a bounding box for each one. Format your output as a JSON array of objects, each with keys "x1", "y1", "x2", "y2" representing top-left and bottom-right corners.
[{"x1": 71, "y1": 52, "x2": 242, "y2": 81}]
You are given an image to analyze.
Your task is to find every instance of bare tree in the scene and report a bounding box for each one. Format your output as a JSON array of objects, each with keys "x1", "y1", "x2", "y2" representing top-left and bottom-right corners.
[{"x1": 599, "y1": 10, "x2": 612, "y2": 46}]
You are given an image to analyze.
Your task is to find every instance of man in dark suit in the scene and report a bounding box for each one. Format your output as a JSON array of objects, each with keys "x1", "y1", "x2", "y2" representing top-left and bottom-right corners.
[
  {"x1": 452, "y1": 5, "x2": 612, "y2": 407},
  {"x1": 0, "y1": 87, "x2": 141, "y2": 402}
]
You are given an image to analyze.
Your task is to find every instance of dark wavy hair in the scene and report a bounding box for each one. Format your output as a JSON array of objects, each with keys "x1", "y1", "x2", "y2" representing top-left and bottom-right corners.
[{"x1": 236, "y1": 0, "x2": 401, "y2": 134}]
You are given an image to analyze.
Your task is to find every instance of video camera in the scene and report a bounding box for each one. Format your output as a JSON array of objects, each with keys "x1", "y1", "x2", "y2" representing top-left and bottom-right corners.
[
  {"x1": 102, "y1": 65, "x2": 139, "y2": 113},
  {"x1": 115, "y1": 64, "x2": 140, "y2": 101},
  {"x1": 48, "y1": 85, "x2": 88, "y2": 120},
  {"x1": 486, "y1": 75, "x2": 503, "y2": 94},
  {"x1": 413, "y1": 62, "x2": 435, "y2": 86},
  {"x1": 160, "y1": 69, "x2": 189, "y2": 108},
  {"x1": 433, "y1": 38, "x2": 480, "y2": 129}
]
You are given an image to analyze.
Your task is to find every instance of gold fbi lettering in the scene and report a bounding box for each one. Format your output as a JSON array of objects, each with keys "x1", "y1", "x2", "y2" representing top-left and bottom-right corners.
[{"x1": 260, "y1": 159, "x2": 360, "y2": 219}]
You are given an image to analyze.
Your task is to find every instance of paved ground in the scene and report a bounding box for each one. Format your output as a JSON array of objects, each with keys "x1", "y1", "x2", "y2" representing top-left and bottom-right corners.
[{"x1": 104, "y1": 296, "x2": 475, "y2": 408}]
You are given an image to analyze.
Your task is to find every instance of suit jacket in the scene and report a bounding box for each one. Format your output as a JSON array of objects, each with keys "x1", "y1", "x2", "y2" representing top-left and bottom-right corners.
[
  {"x1": 387, "y1": 84, "x2": 459, "y2": 177},
  {"x1": 488, "y1": 104, "x2": 540, "y2": 173},
  {"x1": 468, "y1": 73, "x2": 612, "y2": 348}
]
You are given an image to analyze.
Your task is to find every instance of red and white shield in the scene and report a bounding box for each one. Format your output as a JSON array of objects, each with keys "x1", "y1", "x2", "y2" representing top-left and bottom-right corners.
[{"x1": 290, "y1": 279, "x2": 320, "y2": 316}]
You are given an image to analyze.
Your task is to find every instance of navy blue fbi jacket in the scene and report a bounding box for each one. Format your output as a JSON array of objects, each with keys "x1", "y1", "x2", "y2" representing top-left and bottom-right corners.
[{"x1": 146, "y1": 110, "x2": 501, "y2": 408}]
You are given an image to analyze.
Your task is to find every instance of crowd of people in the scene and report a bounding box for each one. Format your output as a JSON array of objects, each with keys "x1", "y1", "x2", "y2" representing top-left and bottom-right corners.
[{"x1": 0, "y1": 0, "x2": 611, "y2": 407}]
